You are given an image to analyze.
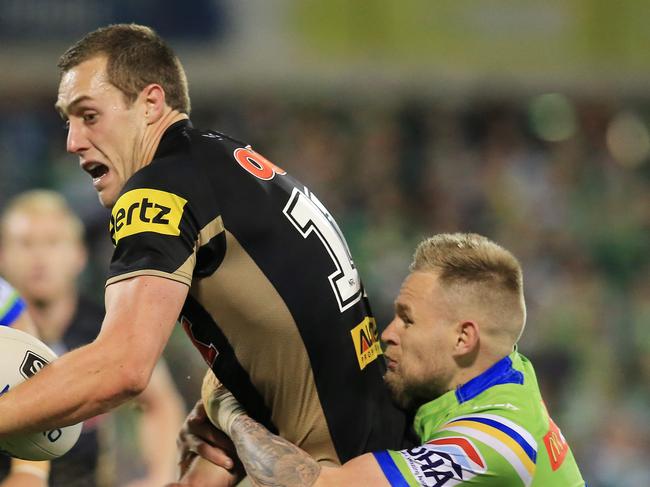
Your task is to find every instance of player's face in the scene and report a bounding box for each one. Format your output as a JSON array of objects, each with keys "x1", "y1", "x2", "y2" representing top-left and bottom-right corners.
[
  {"x1": 56, "y1": 56, "x2": 148, "y2": 208},
  {"x1": 0, "y1": 212, "x2": 86, "y2": 304},
  {"x1": 381, "y1": 271, "x2": 457, "y2": 409}
]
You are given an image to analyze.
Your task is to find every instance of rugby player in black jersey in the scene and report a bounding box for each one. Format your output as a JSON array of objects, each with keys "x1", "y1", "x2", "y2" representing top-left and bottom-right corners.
[{"x1": 0, "y1": 24, "x2": 410, "y2": 486}]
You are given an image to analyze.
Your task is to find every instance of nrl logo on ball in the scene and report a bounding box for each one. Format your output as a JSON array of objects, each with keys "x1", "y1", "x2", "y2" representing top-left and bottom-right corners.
[{"x1": 20, "y1": 351, "x2": 50, "y2": 379}]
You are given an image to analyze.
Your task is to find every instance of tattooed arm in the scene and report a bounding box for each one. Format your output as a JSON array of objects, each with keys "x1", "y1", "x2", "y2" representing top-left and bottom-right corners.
[
  {"x1": 228, "y1": 414, "x2": 390, "y2": 487},
  {"x1": 200, "y1": 377, "x2": 390, "y2": 487},
  {"x1": 229, "y1": 415, "x2": 321, "y2": 487}
]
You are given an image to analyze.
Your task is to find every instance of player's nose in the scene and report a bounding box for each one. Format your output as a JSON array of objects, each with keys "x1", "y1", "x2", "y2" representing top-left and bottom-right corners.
[
  {"x1": 381, "y1": 317, "x2": 400, "y2": 346},
  {"x1": 66, "y1": 120, "x2": 90, "y2": 154}
]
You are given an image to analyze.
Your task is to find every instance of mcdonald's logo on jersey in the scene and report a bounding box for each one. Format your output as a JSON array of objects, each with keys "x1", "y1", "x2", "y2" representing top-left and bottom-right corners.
[
  {"x1": 110, "y1": 189, "x2": 187, "y2": 245},
  {"x1": 351, "y1": 317, "x2": 382, "y2": 370},
  {"x1": 544, "y1": 416, "x2": 569, "y2": 471}
]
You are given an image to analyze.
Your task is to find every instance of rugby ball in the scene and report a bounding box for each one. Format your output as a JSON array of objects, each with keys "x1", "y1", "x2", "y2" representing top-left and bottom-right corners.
[{"x1": 0, "y1": 325, "x2": 82, "y2": 460}]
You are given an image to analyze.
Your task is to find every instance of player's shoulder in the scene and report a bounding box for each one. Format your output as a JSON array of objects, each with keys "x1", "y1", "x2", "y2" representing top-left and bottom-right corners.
[
  {"x1": 183, "y1": 124, "x2": 250, "y2": 168},
  {"x1": 382, "y1": 408, "x2": 537, "y2": 486},
  {"x1": 186, "y1": 125, "x2": 248, "y2": 150},
  {"x1": 125, "y1": 124, "x2": 247, "y2": 192},
  {"x1": 429, "y1": 406, "x2": 539, "y2": 486}
]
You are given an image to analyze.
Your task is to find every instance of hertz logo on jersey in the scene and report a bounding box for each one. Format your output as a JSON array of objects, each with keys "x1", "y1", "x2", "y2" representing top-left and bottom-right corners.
[
  {"x1": 351, "y1": 317, "x2": 382, "y2": 370},
  {"x1": 110, "y1": 189, "x2": 187, "y2": 245}
]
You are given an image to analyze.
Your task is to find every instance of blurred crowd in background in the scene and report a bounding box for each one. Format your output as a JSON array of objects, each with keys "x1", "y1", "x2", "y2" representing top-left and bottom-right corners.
[{"x1": 1, "y1": 0, "x2": 649, "y2": 485}]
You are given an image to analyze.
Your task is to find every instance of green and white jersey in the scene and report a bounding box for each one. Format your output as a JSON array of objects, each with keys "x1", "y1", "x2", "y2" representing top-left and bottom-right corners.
[
  {"x1": 0, "y1": 276, "x2": 25, "y2": 327},
  {"x1": 374, "y1": 352, "x2": 585, "y2": 486}
]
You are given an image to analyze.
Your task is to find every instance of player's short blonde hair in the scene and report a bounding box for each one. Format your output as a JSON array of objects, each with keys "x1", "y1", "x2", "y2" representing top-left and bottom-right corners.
[
  {"x1": 0, "y1": 190, "x2": 84, "y2": 242},
  {"x1": 412, "y1": 233, "x2": 522, "y2": 291},
  {"x1": 412, "y1": 233, "x2": 526, "y2": 342},
  {"x1": 58, "y1": 23, "x2": 190, "y2": 114}
]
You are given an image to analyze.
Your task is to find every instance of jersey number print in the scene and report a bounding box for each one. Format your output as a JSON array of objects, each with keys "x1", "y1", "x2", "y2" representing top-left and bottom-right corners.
[
  {"x1": 283, "y1": 186, "x2": 361, "y2": 312},
  {"x1": 232, "y1": 147, "x2": 362, "y2": 313}
]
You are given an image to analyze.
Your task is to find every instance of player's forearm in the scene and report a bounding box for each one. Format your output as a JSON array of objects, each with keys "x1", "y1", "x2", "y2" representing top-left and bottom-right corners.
[
  {"x1": 0, "y1": 340, "x2": 144, "y2": 435},
  {"x1": 229, "y1": 415, "x2": 321, "y2": 487}
]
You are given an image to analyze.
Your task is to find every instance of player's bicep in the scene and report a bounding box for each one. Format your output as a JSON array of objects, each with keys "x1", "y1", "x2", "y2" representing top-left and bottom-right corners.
[
  {"x1": 100, "y1": 275, "x2": 189, "y2": 380},
  {"x1": 317, "y1": 453, "x2": 391, "y2": 487}
]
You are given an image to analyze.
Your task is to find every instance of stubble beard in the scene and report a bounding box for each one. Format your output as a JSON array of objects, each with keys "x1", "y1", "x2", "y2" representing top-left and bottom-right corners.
[
  {"x1": 384, "y1": 370, "x2": 417, "y2": 410},
  {"x1": 384, "y1": 370, "x2": 447, "y2": 411}
]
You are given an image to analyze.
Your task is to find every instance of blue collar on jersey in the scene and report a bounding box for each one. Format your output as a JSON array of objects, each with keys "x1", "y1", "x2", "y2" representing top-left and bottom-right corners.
[{"x1": 455, "y1": 352, "x2": 524, "y2": 404}]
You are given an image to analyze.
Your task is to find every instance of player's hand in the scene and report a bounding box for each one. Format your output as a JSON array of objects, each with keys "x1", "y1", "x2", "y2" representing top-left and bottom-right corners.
[{"x1": 177, "y1": 400, "x2": 238, "y2": 476}]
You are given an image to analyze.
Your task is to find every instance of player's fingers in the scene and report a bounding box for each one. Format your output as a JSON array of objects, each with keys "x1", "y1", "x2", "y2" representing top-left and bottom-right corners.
[
  {"x1": 186, "y1": 416, "x2": 235, "y2": 450},
  {"x1": 180, "y1": 432, "x2": 234, "y2": 470},
  {"x1": 195, "y1": 442, "x2": 235, "y2": 470},
  {"x1": 184, "y1": 430, "x2": 216, "y2": 456}
]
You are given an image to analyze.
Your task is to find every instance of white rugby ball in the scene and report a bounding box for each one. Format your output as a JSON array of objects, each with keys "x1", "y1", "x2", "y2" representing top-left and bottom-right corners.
[{"x1": 0, "y1": 325, "x2": 82, "y2": 460}]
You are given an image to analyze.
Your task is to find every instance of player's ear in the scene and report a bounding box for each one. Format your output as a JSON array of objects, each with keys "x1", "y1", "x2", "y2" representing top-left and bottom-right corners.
[
  {"x1": 141, "y1": 83, "x2": 166, "y2": 124},
  {"x1": 453, "y1": 320, "x2": 479, "y2": 357}
]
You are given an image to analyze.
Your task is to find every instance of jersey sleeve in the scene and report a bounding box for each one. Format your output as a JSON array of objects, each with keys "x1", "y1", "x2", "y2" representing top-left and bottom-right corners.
[
  {"x1": 0, "y1": 277, "x2": 26, "y2": 326},
  {"x1": 373, "y1": 415, "x2": 536, "y2": 486},
  {"x1": 106, "y1": 162, "x2": 208, "y2": 287}
]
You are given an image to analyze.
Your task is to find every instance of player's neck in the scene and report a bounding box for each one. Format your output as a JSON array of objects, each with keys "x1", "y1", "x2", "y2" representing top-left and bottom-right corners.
[
  {"x1": 139, "y1": 109, "x2": 188, "y2": 168},
  {"x1": 450, "y1": 350, "x2": 510, "y2": 392},
  {"x1": 27, "y1": 291, "x2": 78, "y2": 344}
]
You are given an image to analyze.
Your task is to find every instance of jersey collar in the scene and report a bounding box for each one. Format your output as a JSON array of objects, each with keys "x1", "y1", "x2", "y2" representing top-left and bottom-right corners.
[
  {"x1": 455, "y1": 352, "x2": 524, "y2": 404},
  {"x1": 153, "y1": 119, "x2": 193, "y2": 160},
  {"x1": 413, "y1": 351, "x2": 524, "y2": 439}
]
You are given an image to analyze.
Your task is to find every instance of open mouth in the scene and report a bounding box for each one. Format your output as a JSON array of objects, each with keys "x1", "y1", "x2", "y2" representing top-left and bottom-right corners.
[{"x1": 82, "y1": 162, "x2": 109, "y2": 180}]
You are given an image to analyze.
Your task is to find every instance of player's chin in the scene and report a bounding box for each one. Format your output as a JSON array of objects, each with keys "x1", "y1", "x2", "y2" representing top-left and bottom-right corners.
[
  {"x1": 384, "y1": 371, "x2": 409, "y2": 408},
  {"x1": 97, "y1": 187, "x2": 119, "y2": 208}
]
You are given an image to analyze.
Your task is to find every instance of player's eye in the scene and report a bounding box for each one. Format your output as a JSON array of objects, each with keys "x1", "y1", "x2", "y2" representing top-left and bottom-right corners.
[
  {"x1": 399, "y1": 313, "x2": 413, "y2": 328},
  {"x1": 62, "y1": 120, "x2": 70, "y2": 131},
  {"x1": 83, "y1": 112, "x2": 97, "y2": 123}
]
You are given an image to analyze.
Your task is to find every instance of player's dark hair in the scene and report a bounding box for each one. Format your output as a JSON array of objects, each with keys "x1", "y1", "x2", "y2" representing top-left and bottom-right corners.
[{"x1": 58, "y1": 23, "x2": 190, "y2": 114}]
